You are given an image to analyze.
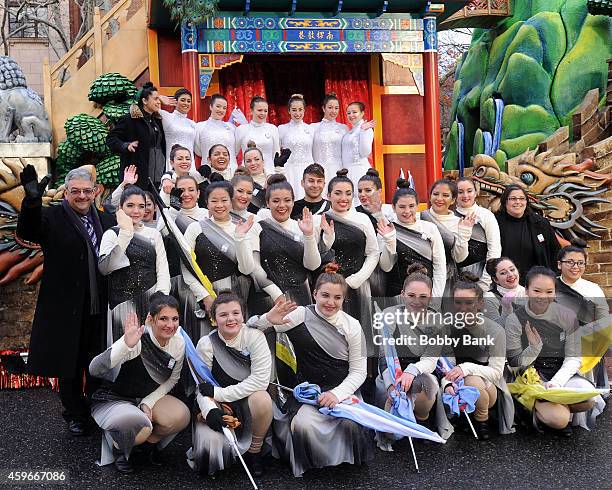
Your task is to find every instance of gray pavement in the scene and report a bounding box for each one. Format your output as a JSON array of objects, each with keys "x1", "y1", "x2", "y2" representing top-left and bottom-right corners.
[{"x1": 0, "y1": 389, "x2": 610, "y2": 489}]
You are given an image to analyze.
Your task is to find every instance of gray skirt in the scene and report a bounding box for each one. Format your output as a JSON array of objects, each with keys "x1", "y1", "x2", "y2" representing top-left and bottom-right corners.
[
  {"x1": 187, "y1": 398, "x2": 253, "y2": 475},
  {"x1": 273, "y1": 402, "x2": 375, "y2": 477}
]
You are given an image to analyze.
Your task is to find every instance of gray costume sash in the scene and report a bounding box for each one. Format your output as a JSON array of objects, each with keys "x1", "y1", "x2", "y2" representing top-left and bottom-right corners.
[
  {"x1": 304, "y1": 306, "x2": 350, "y2": 361},
  {"x1": 199, "y1": 219, "x2": 237, "y2": 263},
  {"x1": 209, "y1": 330, "x2": 251, "y2": 382},
  {"x1": 395, "y1": 223, "x2": 434, "y2": 262}
]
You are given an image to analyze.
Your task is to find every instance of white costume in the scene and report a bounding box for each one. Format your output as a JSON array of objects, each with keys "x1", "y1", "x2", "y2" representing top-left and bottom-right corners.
[
  {"x1": 194, "y1": 118, "x2": 238, "y2": 171},
  {"x1": 160, "y1": 109, "x2": 196, "y2": 171},
  {"x1": 312, "y1": 118, "x2": 347, "y2": 179},
  {"x1": 341, "y1": 120, "x2": 374, "y2": 198},
  {"x1": 235, "y1": 121, "x2": 280, "y2": 175},
  {"x1": 278, "y1": 120, "x2": 314, "y2": 200}
]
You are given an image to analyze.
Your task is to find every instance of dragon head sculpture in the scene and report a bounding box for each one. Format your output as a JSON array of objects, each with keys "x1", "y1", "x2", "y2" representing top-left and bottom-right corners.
[{"x1": 471, "y1": 148, "x2": 612, "y2": 241}]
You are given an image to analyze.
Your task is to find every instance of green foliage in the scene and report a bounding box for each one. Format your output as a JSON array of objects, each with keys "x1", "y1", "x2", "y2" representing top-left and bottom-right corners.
[
  {"x1": 163, "y1": 0, "x2": 218, "y2": 25},
  {"x1": 95, "y1": 155, "x2": 121, "y2": 187},
  {"x1": 444, "y1": 0, "x2": 612, "y2": 170},
  {"x1": 88, "y1": 73, "x2": 137, "y2": 104},
  {"x1": 65, "y1": 114, "x2": 109, "y2": 155},
  {"x1": 103, "y1": 100, "x2": 134, "y2": 122},
  {"x1": 55, "y1": 140, "x2": 84, "y2": 181}
]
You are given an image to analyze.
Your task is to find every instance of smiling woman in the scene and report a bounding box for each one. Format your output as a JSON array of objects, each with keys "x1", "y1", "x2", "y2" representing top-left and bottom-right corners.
[{"x1": 98, "y1": 185, "x2": 171, "y2": 343}]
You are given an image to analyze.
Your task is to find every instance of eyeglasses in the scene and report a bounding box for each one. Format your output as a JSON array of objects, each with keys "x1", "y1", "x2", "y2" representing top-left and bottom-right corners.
[
  {"x1": 67, "y1": 188, "x2": 95, "y2": 196},
  {"x1": 508, "y1": 197, "x2": 527, "y2": 202},
  {"x1": 560, "y1": 260, "x2": 586, "y2": 268}
]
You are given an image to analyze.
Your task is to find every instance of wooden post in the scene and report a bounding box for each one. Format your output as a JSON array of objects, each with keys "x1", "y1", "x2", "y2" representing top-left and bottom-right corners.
[
  {"x1": 423, "y1": 15, "x2": 443, "y2": 189},
  {"x1": 181, "y1": 20, "x2": 202, "y2": 122},
  {"x1": 93, "y1": 7, "x2": 103, "y2": 76}
]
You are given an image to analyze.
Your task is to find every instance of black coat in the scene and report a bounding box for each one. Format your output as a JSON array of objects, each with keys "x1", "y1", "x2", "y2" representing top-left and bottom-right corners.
[
  {"x1": 106, "y1": 104, "x2": 166, "y2": 190},
  {"x1": 16, "y1": 199, "x2": 115, "y2": 378},
  {"x1": 496, "y1": 210, "x2": 561, "y2": 281}
]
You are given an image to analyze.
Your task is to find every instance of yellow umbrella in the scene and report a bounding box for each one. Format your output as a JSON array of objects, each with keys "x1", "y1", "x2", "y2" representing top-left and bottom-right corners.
[{"x1": 508, "y1": 367, "x2": 601, "y2": 410}]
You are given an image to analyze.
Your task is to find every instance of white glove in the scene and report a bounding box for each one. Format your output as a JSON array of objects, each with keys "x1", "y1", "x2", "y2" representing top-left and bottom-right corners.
[{"x1": 230, "y1": 107, "x2": 248, "y2": 126}]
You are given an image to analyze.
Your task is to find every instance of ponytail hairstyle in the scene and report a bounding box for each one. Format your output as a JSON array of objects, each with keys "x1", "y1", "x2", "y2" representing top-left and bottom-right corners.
[
  {"x1": 210, "y1": 93, "x2": 227, "y2": 106},
  {"x1": 429, "y1": 178, "x2": 458, "y2": 201},
  {"x1": 211, "y1": 289, "x2": 246, "y2": 322},
  {"x1": 265, "y1": 174, "x2": 294, "y2": 202},
  {"x1": 205, "y1": 178, "x2": 233, "y2": 202},
  {"x1": 119, "y1": 185, "x2": 146, "y2": 206},
  {"x1": 208, "y1": 143, "x2": 230, "y2": 159},
  {"x1": 250, "y1": 96, "x2": 267, "y2": 110},
  {"x1": 137, "y1": 81, "x2": 158, "y2": 109},
  {"x1": 231, "y1": 167, "x2": 254, "y2": 187},
  {"x1": 148, "y1": 291, "x2": 180, "y2": 317},
  {"x1": 524, "y1": 266, "x2": 556, "y2": 290},
  {"x1": 314, "y1": 262, "x2": 347, "y2": 296},
  {"x1": 322, "y1": 92, "x2": 339, "y2": 107},
  {"x1": 174, "y1": 87, "x2": 192, "y2": 99},
  {"x1": 402, "y1": 262, "x2": 432, "y2": 292},
  {"x1": 347, "y1": 101, "x2": 366, "y2": 113},
  {"x1": 169, "y1": 143, "x2": 190, "y2": 162},
  {"x1": 557, "y1": 237, "x2": 588, "y2": 262},
  {"x1": 485, "y1": 257, "x2": 516, "y2": 284},
  {"x1": 327, "y1": 168, "x2": 353, "y2": 195},
  {"x1": 243, "y1": 140, "x2": 264, "y2": 161},
  {"x1": 452, "y1": 272, "x2": 484, "y2": 301},
  {"x1": 393, "y1": 177, "x2": 418, "y2": 206},
  {"x1": 288, "y1": 93, "x2": 306, "y2": 108},
  {"x1": 358, "y1": 168, "x2": 382, "y2": 190}
]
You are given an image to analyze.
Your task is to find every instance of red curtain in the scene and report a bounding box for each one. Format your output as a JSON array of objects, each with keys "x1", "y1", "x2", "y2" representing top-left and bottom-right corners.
[
  {"x1": 220, "y1": 62, "x2": 267, "y2": 122},
  {"x1": 324, "y1": 60, "x2": 372, "y2": 127}
]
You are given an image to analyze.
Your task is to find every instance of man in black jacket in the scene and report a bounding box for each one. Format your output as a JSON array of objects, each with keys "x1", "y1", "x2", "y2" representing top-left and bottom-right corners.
[{"x1": 17, "y1": 166, "x2": 115, "y2": 436}]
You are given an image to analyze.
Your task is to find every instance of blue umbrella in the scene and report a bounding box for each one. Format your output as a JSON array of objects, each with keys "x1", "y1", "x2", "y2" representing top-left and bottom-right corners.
[{"x1": 436, "y1": 356, "x2": 480, "y2": 439}]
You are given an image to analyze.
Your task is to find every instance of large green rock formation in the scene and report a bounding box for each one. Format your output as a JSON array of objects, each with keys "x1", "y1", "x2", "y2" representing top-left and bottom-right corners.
[{"x1": 444, "y1": 0, "x2": 612, "y2": 171}]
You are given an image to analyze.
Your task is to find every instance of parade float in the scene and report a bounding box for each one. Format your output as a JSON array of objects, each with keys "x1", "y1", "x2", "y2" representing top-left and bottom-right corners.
[{"x1": 0, "y1": 0, "x2": 611, "y2": 387}]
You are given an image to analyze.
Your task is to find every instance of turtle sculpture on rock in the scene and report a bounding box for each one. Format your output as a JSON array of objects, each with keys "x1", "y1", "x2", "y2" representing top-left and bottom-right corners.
[{"x1": 0, "y1": 56, "x2": 52, "y2": 143}]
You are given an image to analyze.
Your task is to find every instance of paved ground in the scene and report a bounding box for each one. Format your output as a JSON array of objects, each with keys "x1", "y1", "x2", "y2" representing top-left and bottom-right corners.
[{"x1": 0, "y1": 388, "x2": 610, "y2": 489}]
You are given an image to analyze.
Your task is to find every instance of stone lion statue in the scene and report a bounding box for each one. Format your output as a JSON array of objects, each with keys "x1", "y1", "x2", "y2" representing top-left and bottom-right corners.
[{"x1": 0, "y1": 56, "x2": 52, "y2": 143}]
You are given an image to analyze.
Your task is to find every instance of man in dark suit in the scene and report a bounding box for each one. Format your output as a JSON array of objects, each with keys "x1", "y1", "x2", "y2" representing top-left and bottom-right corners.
[{"x1": 17, "y1": 165, "x2": 115, "y2": 436}]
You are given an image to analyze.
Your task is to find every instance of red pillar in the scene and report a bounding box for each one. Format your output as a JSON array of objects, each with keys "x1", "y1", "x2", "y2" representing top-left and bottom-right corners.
[
  {"x1": 423, "y1": 16, "x2": 443, "y2": 189},
  {"x1": 182, "y1": 51, "x2": 202, "y2": 122}
]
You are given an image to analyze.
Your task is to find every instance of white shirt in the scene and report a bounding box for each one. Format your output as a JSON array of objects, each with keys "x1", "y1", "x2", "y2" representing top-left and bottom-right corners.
[
  {"x1": 560, "y1": 277, "x2": 609, "y2": 320},
  {"x1": 424, "y1": 209, "x2": 472, "y2": 263},
  {"x1": 312, "y1": 118, "x2": 348, "y2": 176},
  {"x1": 278, "y1": 120, "x2": 314, "y2": 168},
  {"x1": 235, "y1": 121, "x2": 280, "y2": 175},
  {"x1": 109, "y1": 327, "x2": 185, "y2": 410},
  {"x1": 194, "y1": 118, "x2": 238, "y2": 171},
  {"x1": 98, "y1": 223, "x2": 170, "y2": 294},
  {"x1": 252, "y1": 305, "x2": 367, "y2": 402},
  {"x1": 506, "y1": 302, "x2": 581, "y2": 387},
  {"x1": 379, "y1": 219, "x2": 447, "y2": 299},
  {"x1": 160, "y1": 109, "x2": 196, "y2": 171},
  {"x1": 456, "y1": 203, "x2": 502, "y2": 290},
  {"x1": 195, "y1": 326, "x2": 271, "y2": 417}
]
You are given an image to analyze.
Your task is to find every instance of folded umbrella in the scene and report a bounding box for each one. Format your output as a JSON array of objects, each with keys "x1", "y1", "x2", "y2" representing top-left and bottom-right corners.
[
  {"x1": 508, "y1": 367, "x2": 603, "y2": 411},
  {"x1": 292, "y1": 382, "x2": 445, "y2": 444}
]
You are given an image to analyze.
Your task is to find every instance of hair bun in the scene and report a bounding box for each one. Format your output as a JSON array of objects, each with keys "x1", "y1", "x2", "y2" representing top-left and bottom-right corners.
[
  {"x1": 396, "y1": 178, "x2": 411, "y2": 190},
  {"x1": 246, "y1": 140, "x2": 257, "y2": 149},
  {"x1": 365, "y1": 168, "x2": 379, "y2": 177},
  {"x1": 570, "y1": 237, "x2": 587, "y2": 249},
  {"x1": 210, "y1": 172, "x2": 225, "y2": 183},
  {"x1": 327, "y1": 92, "x2": 337, "y2": 97},
  {"x1": 266, "y1": 174, "x2": 287, "y2": 186},
  {"x1": 458, "y1": 271, "x2": 480, "y2": 283},
  {"x1": 406, "y1": 262, "x2": 428, "y2": 277},
  {"x1": 323, "y1": 262, "x2": 340, "y2": 274},
  {"x1": 336, "y1": 168, "x2": 349, "y2": 177},
  {"x1": 290, "y1": 93, "x2": 304, "y2": 99},
  {"x1": 233, "y1": 167, "x2": 250, "y2": 177},
  {"x1": 142, "y1": 81, "x2": 154, "y2": 89}
]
